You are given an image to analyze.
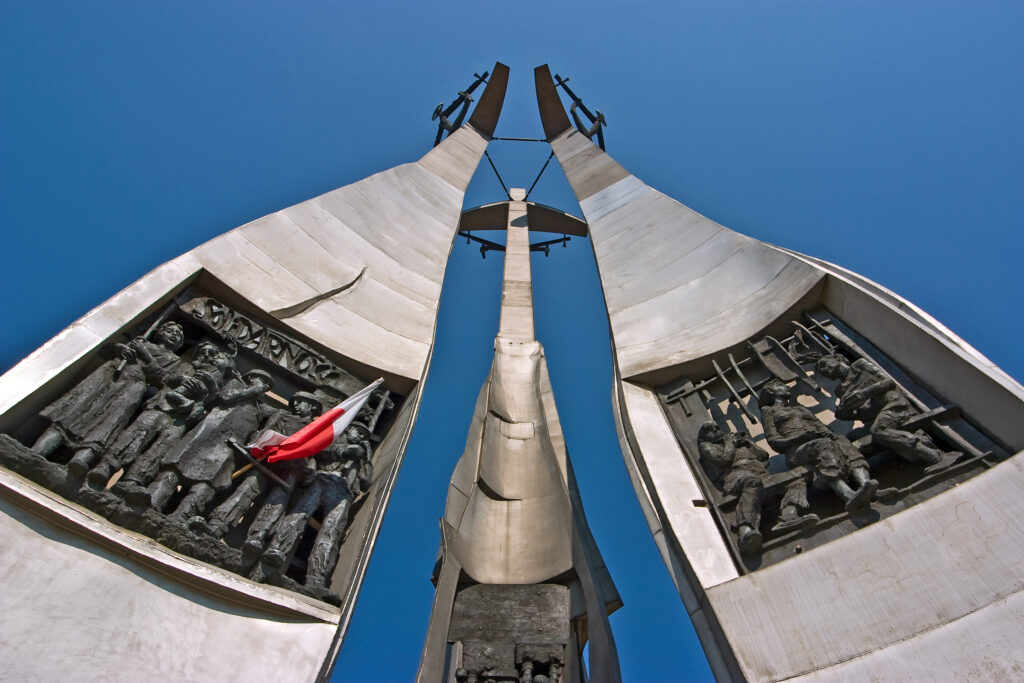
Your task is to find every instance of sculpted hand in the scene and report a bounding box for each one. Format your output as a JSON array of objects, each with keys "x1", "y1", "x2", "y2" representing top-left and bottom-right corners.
[
  {"x1": 116, "y1": 343, "x2": 137, "y2": 362},
  {"x1": 181, "y1": 376, "x2": 205, "y2": 394}
]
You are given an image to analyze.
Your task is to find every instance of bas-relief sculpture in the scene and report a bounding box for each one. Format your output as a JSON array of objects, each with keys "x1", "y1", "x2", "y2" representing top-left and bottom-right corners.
[
  {"x1": 816, "y1": 353, "x2": 962, "y2": 473},
  {"x1": 0, "y1": 63, "x2": 510, "y2": 682},
  {"x1": 696, "y1": 422, "x2": 817, "y2": 557},
  {"x1": 0, "y1": 290, "x2": 397, "y2": 605},
  {"x1": 534, "y1": 60, "x2": 1024, "y2": 679},
  {"x1": 662, "y1": 312, "x2": 1008, "y2": 569},
  {"x1": 30, "y1": 320, "x2": 189, "y2": 480},
  {"x1": 759, "y1": 379, "x2": 879, "y2": 513}
]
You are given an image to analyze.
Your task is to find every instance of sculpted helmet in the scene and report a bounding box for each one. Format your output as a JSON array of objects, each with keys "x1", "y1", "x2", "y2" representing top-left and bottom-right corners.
[
  {"x1": 242, "y1": 369, "x2": 273, "y2": 389},
  {"x1": 346, "y1": 422, "x2": 372, "y2": 442},
  {"x1": 290, "y1": 391, "x2": 324, "y2": 414}
]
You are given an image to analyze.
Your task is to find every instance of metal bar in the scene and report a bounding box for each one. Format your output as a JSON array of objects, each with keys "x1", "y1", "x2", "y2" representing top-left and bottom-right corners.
[
  {"x1": 766, "y1": 335, "x2": 821, "y2": 392},
  {"x1": 525, "y1": 151, "x2": 555, "y2": 199},
  {"x1": 483, "y1": 150, "x2": 510, "y2": 198},
  {"x1": 433, "y1": 70, "x2": 491, "y2": 147},
  {"x1": 901, "y1": 405, "x2": 961, "y2": 431},
  {"x1": 491, "y1": 137, "x2": 547, "y2": 142},
  {"x1": 458, "y1": 231, "x2": 505, "y2": 251},
  {"x1": 802, "y1": 314, "x2": 834, "y2": 335},
  {"x1": 448, "y1": 101, "x2": 471, "y2": 132},
  {"x1": 679, "y1": 393, "x2": 693, "y2": 417},
  {"x1": 665, "y1": 376, "x2": 716, "y2": 403},
  {"x1": 529, "y1": 236, "x2": 569, "y2": 256},
  {"x1": 791, "y1": 320, "x2": 834, "y2": 355},
  {"x1": 529, "y1": 236, "x2": 569, "y2": 250},
  {"x1": 365, "y1": 389, "x2": 391, "y2": 436},
  {"x1": 462, "y1": 234, "x2": 504, "y2": 258},
  {"x1": 713, "y1": 358, "x2": 759, "y2": 423},
  {"x1": 729, "y1": 353, "x2": 759, "y2": 400},
  {"x1": 440, "y1": 97, "x2": 462, "y2": 120},
  {"x1": 554, "y1": 74, "x2": 598, "y2": 123},
  {"x1": 664, "y1": 355, "x2": 759, "y2": 403},
  {"x1": 442, "y1": 71, "x2": 489, "y2": 118},
  {"x1": 930, "y1": 420, "x2": 987, "y2": 460}
]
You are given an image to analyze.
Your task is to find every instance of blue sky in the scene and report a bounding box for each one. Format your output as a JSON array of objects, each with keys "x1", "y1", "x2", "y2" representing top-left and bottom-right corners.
[{"x1": 2, "y1": 2, "x2": 1021, "y2": 681}]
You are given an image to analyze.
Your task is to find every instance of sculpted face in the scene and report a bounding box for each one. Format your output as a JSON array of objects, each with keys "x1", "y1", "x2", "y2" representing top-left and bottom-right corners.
[
  {"x1": 815, "y1": 355, "x2": 848, "y2": 380},
  {"x1": 292, "y1": 398, "x2": 316, "y2": 418},
  {"x1": 196, "y1": 341, "x2": 219, "y2": 361},
  {"x1": 345, "y1": 426, "x2": 362, "y2": 443},
  {"x1": 760, "y1": 380, "x2": 791, "y2": 406},
  {"x1": 244, "y1": 372, "x2": 271, "y2": 391},
  {"x1": 698, "y1": 422, "x2": 724, "y2": 443},
  {"x1": 155, "y1": 323, "x2": 184, "y2": 350}
]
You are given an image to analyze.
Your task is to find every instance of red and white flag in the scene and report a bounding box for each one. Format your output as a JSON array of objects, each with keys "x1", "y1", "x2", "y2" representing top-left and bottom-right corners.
[{"x1": 249, "y1": 378, "x2": 383, "y2": 463}]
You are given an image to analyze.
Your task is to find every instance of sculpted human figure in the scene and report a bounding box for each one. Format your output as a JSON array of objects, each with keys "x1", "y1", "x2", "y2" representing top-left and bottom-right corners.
[
  {"x1": 815, "y1": 354, "x2": 962, "y2": 474},
  {"x1": 197, "y1": 391, "x2": 322, "y2": 552},
  {"x1": 146, "y1": 367, "x2": 270, "y2": 521},
  {"x1": 759, "y1": 380, "x2": 878, "y2": 512},
  {"x1": 109, "y1": 339, "x2": 234, "y2": 500},
  {"x1": 697, "y1": 422, "x2": 767, "y2": 555},
  {"x1": 86, "y1": 383, "x2": 205, "y2": 491},
  {"x1": 163, "y1": 337, "x2": 236, "y2": 414},
  {"x1": 698, "y1": 423, "x2": 818, "y2": 555},
  {"x1": 254, "y1": 424, "x2": 373, "y2": 589},
  {"x1": 30, "y1": 321, "x2": 187, "y2": 478}
]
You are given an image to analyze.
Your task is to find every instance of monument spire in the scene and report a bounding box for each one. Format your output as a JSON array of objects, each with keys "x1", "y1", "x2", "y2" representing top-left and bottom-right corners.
[
  {"x1": 497, "y1": 188, "x2": 535, "y2": 341},
  {"x1": 417, "y1": 190, "x2": 621, "y2": 682}
]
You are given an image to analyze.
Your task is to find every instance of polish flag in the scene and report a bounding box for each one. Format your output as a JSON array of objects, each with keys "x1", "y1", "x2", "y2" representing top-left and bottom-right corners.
[{"x1": 249, "y1": 378, "x2": 383, "y2": 463}]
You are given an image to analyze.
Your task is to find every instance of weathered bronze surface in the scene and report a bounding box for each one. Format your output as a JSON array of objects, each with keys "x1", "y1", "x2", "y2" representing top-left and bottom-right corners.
[
  {"x1": 181, "y1": 296, "x2": 363, "y2": 397},
  {"x1": 0, "y1": 290, "x2": 399, "y2": 604},
  {"x1": 816, "y1": 354, "x2": 963, "y2": 473},
  {"x1": 657, "y1": 310, "x2": 1007, "y2": 571},
  {"x1": 759, "y1": 379, "x2": 879, "y2": 512}
]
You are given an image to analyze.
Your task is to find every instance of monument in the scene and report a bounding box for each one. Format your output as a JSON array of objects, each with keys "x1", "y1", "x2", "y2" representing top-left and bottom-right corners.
[
  {"x1": 534, "y1": 64, "x2": 1024, "y2": 680},
  {"x1": 416, "y1": 189, "x2": 621, "y2": 682},
  {"x1": 0, "y1": 63, "x2": 510, "y2": 681},
  {"x1": 0, "y1": 61, "x2": 1022, "y2": 681}
]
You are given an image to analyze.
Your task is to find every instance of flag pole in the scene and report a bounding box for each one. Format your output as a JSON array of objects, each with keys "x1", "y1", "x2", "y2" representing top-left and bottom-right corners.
[
  {"x1": 227, "y1": 438, "x2": 292, "y2": 489},
  {"x1": 232, "y1": 377, "x2": 386, "y2": 477},
  {"x1": 230, "y1": 455, "x2": 264, "y2": 480}
]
